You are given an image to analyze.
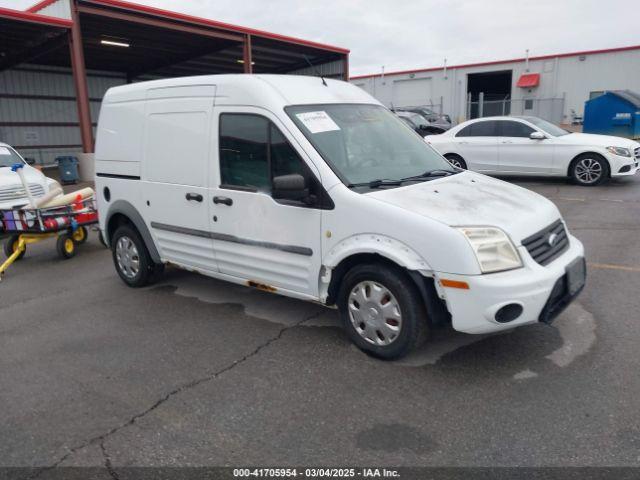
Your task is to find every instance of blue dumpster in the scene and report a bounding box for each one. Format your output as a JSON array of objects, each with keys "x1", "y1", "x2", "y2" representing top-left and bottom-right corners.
[
  {"x1": 583, "y1": 90, "x2": 640, "y2": 139},
  {"x1": 55, "y1": 156, "x2": 79, "y2": 185}
]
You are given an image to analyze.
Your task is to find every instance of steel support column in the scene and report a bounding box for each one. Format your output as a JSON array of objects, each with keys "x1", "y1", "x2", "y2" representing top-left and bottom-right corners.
[
  {"x1": 69, "y1": 0, "x2": 93, "y2": 152},
  {"x1": 243, "y1": 34, "x2": 253, "y2": 73},
  {"x1": 343, "y1": 54, "x2": 349, "y2": 81}
]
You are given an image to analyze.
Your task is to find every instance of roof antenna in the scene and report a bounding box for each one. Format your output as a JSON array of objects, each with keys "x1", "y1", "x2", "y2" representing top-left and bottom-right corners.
[{"x1": 303, "y1": 55, "x2": 327, "y2": 86}]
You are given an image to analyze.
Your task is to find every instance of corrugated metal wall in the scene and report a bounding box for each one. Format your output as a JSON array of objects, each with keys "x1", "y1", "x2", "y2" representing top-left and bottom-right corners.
[
  {"x1": 0, "y1": 64, "x2": 125, "y2": 164},
  {"x1": 352, "y1": 48, "x2": 640, "y2": 124},
  {"x1": 0, "y1": 57, "x2": 345, "y2": 165}
]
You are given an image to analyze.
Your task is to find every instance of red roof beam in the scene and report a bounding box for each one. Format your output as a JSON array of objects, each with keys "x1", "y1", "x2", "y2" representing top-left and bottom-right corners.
[
  {"x1": 351, "y1": 44, "x2": 640, "y2": 80},
  {"x1": 78, "y1": 4, "x2": 244, "y2": 43},
  {"x1": 80, "y1": 0, "x2": 349, "y2": 54},
  {"x1": 0, "y1": 5, "x2": 72, "y2": 28},
  {"x1": 26, "y1": 0, "x2": 59, "y2": 13}
]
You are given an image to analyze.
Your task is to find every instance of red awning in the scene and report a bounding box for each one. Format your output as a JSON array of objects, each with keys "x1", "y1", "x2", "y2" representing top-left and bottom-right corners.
[{"x1": 517, "y1": 73, "x2": 540, "y2": 88}]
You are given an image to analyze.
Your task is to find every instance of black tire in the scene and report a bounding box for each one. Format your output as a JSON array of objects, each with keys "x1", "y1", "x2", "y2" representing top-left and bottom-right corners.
[
  {"x1": 569, "y1": 153, "x2": 609, "y2": 186},
  {"x1": 111, "y1": 224, "x2": 163, "y2": 287},
  {"x1": 98, "y1": 231, "x2": 109, "y2": 248},
  {"x1": 4, "y1": 235, "x2": 26, "y2": 260},
  {"x1": 56, "y1": 234, "x2": 76, "y2": 260},
  {"x1": 444, "y1": 153, "x2": 467, "y2": 170},
  {"x1": 72, "y1": 226, "x2": 88, "y2": 244},
  {"x1": 337, "y1": 263, "x2": 429, "y2": 360}
]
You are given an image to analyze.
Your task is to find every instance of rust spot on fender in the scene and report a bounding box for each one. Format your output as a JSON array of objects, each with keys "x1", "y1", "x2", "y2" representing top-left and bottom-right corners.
[{"x1": 247, "y1": 280, "x2": 277, "y2": 293}]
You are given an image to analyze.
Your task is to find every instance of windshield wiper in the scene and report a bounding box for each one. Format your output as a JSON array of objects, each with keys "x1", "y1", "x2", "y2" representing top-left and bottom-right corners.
[
  {"x1": 347, "y1": 178, "x2": 403, "y2": 189},
  {"x1": 348, "y1": 169, "x2": 458, "y2": 189},
  {"x1": 400, "y1": 169, "x2": 458, "y2": 182}
]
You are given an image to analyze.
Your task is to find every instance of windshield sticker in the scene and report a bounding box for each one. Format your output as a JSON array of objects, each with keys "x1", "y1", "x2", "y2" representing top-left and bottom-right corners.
[
  {"x1": 0, "y1": 147, "x2": 11, "y2": 155},
  {"x1": 296, "y1": 111, "x2": 341, "y2": 134}
]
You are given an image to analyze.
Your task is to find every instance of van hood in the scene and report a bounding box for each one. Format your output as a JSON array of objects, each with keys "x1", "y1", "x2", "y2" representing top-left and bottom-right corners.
[{"x1": 368, "y1": 171, "x2": 561, "y2": 244}]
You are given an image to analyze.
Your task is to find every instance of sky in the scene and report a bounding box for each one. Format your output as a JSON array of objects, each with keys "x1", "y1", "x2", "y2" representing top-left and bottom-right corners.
[{"x1": 6, "y1": 0, "x2": 639, "y2": 77}]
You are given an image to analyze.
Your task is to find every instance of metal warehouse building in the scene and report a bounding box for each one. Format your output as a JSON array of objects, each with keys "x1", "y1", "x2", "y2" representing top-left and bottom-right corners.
[
  {"x1": 351, "y1": 45, "x2": 640, "y2": 126},
  {"x1": 0, "y1": 0, "x2": 349, "y2": 169}
]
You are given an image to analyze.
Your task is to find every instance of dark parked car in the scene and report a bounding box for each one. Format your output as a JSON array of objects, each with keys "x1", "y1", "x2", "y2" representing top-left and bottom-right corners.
[
  {"x1": 395, "y1": 110, "x2": 444, "y2": 136},
  {"x1": 402, "y1": 106, "x2": 452, "y2": 132}
]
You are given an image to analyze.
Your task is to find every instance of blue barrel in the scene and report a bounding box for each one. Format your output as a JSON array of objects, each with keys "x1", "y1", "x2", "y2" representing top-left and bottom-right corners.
[{"x1": 55, "y1": 156, "x2": 79, "y2": 184}]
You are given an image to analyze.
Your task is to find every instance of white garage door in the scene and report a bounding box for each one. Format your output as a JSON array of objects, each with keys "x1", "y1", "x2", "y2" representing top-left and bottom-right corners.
[{"x1": 392, "y1": 77, "x2": 432, "y2": 108}]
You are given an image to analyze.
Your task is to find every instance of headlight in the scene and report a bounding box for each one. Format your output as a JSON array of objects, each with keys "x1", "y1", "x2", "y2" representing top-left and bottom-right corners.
[
  {"x1": 457, "y1": 227, "x2": 522, "y2": 273},
  {"x1": 606, "y1": 146, "x2": 631, "y2": 157}
]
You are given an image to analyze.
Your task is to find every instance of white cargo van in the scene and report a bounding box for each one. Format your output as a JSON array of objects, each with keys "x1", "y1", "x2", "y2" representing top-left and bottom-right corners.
[{"x1": 95, "y1": 75, "x2": 586, "y2": 359}]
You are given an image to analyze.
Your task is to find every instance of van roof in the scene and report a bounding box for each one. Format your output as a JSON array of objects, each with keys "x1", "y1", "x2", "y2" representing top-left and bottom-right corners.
[{"x1": 103, "y1": 74, "x2": 378, "y2": 109}]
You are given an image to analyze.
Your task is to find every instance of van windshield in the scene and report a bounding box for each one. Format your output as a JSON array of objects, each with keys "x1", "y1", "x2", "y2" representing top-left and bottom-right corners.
[
  {"x1": 286, "y1": 104, "x2": 454, "y2": 187},
  {"x1": 0, "y1": 146, "x2": 25, "y2": 168}
]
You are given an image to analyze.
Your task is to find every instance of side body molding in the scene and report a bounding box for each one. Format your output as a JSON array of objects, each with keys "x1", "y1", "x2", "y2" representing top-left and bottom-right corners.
[{"x1": 105, "y1": 199, "x2": 161, "y2": 264}]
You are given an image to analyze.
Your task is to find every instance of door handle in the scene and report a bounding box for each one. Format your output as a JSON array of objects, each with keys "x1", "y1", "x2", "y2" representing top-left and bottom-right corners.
[
  {"x1": 501, "y1": 140, "x2": 513, "y2": 144},
  {"x1": 186, "y1": 193, "x2": 203, "y2": 202},
  {"x1": 213, "y1": 196, "x2": 233, "y2": 206}
]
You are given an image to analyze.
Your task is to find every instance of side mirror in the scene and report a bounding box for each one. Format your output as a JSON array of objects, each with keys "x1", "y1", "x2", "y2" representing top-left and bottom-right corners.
[
  {"x1": 273, "y1": 174, "x2": 309, "y2": 202},
  {"x1": 24, "y1": 157, "x2": 36, "y2": 165},
  {"x1": 530, "y1": 131, "x2": 546, "y2": 140}
]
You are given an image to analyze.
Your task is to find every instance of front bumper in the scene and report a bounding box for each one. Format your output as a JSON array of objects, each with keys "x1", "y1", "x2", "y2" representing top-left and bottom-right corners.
[
  {"x1": 607, "y1": 152, "x2": 639, "y2": 177},
  {"x1": 433, "y1": 235, "x2": 585, "y2": 334}
]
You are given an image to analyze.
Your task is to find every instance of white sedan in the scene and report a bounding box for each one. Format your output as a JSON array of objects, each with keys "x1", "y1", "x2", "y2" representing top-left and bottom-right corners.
[{"x1": 425, "y1": 116, "x2": 640, "y2": 186}]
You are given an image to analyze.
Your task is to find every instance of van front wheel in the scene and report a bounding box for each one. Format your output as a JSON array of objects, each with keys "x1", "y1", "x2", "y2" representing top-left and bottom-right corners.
[
  {"x1": 338, "y1": 263, "x2": 428, "y2": 360},
  {"x1": 111, "y1": 225, "x2": 163, "y2": 287}
]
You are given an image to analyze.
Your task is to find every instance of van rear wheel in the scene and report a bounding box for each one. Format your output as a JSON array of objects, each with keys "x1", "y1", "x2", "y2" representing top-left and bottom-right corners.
[
  {"x1": 111, "y1": 224, "x2": 163, "y2": 287},
  {"x1": 338, "y1": 263, "x2": 428, "y2": 360}
]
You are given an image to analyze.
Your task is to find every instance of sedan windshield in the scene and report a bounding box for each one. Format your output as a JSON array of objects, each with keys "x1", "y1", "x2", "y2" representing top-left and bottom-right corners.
[
  {"x1": 406, "y1": 113, "x2": 427, "y2": 126},
  {"x1": 286, "y1": 104, "x2": 454, "y2": 186},
  {"x1": 0, "y1": 146, "x2": 25, "y2": 168},
  {"x1": 521, "y1": 116, "x2": 570, "y2": 137}
]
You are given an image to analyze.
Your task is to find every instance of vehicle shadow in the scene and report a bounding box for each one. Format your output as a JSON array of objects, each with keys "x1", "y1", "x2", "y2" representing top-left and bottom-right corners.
[{"x1": 158, "y1": 267, "x2": 594, "y2": 380}]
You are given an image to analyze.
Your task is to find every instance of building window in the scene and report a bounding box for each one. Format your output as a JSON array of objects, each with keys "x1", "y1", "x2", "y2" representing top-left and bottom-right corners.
[{"x1": 524, "y1": 99, "x2": 534, "y2": 110}]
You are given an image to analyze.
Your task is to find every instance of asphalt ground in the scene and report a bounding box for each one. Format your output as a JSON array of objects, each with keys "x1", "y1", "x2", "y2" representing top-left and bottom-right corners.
[{"x1": 1, "y1": 174, "x2": 640, "y2": 476}]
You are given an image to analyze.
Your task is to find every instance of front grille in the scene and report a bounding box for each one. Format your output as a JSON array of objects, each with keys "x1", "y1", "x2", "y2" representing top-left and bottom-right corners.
[
  {"x1": 0, "y1": 183, "x2": 45, "y2": 202},
  {"x1": 634, "y1": 147, "x2": 639, "y2": 160},
  {"x1": 522, "y1": 219, "x2": 569, "y2": 266}
]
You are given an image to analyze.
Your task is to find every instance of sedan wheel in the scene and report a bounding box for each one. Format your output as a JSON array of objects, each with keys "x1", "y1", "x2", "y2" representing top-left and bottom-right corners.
[
  {"x1": 571, "y1": 155, "x2": 608, "y2": 186},
  {"x1": 444, "y1": 154, "x2": 467, "y2": 170}
]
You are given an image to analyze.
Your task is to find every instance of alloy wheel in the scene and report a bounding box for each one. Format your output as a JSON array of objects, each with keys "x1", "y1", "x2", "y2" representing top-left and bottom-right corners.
[
  {"x1": 447, "y1": 157, "x2": 463, "y2": 169},
  {"x1": 575, "y1": 158, "x2": 603, "y2": 184}
]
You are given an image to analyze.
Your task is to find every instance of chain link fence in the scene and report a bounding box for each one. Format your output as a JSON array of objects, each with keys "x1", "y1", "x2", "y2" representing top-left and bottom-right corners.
[{"x1": 467, "y1": 96, "x2": 565, "y2": 124}]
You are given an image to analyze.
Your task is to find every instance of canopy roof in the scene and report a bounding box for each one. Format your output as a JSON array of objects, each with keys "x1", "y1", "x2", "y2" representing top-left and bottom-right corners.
[{"x1": 0, "y1": 0, "x2": 349, "y2": 78}]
